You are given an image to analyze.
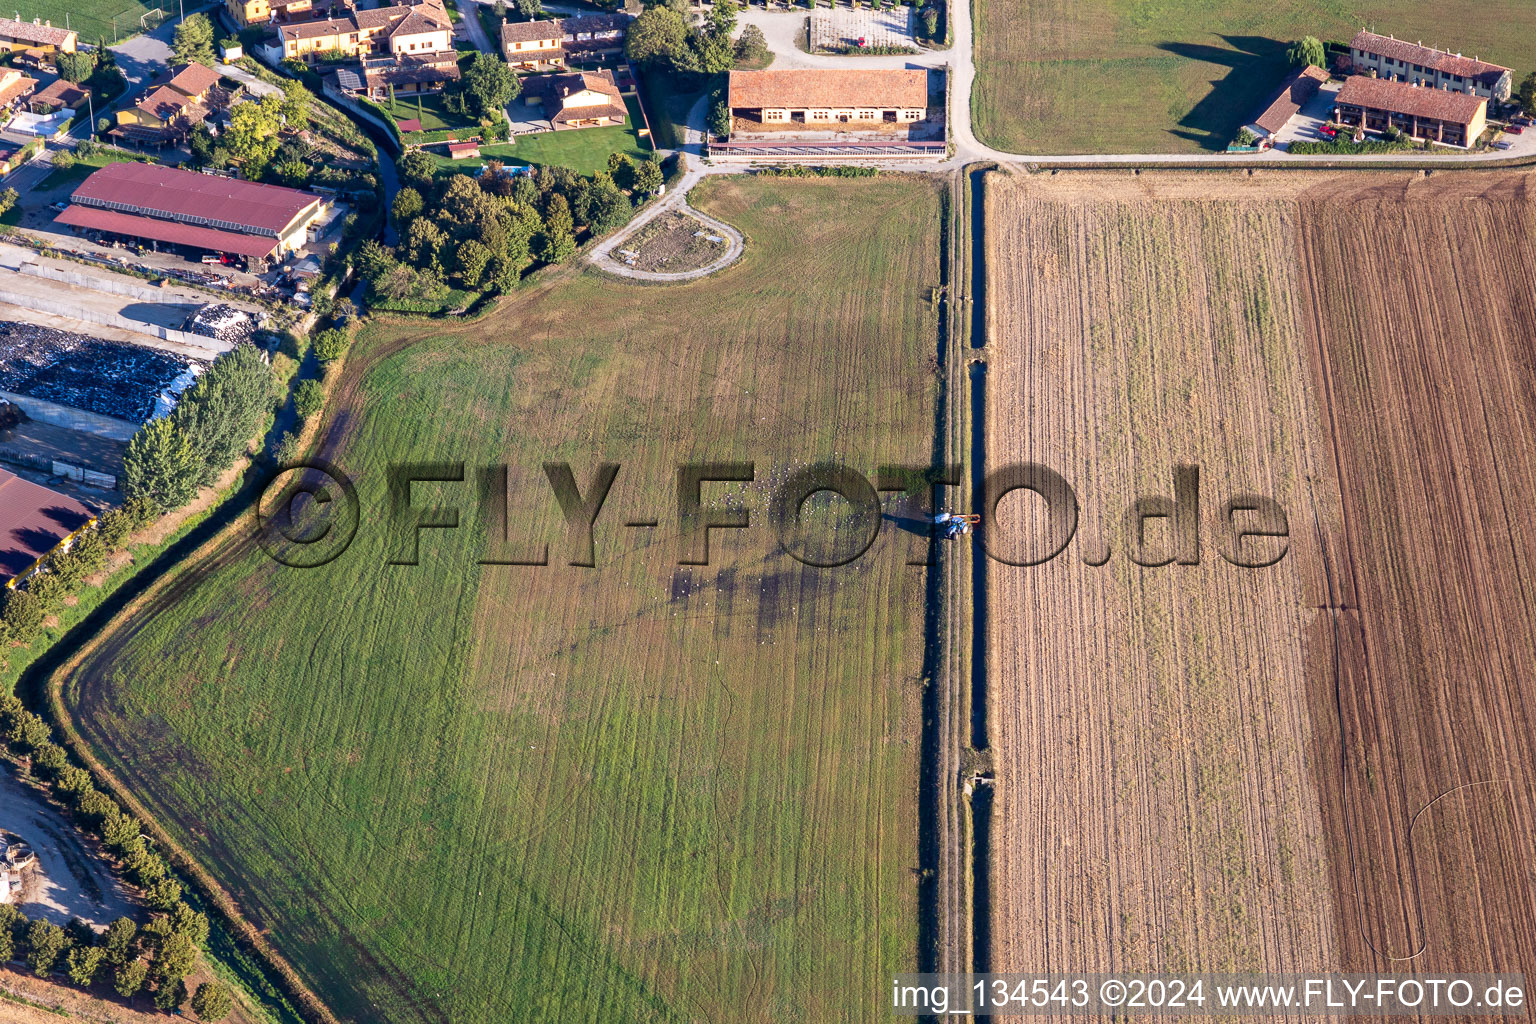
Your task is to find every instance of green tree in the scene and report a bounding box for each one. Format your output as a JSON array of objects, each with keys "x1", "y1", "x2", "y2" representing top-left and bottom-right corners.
[
  {"x1": 52, "y1": 149, "x2": 75, "y2": 171},
  {"x1": 734, "y1": 24, "x2": 769, "y2": 66},
  {"x1": 513, "y1": 0, "x2": 541, "y2": 18},
  {"x1": 1519, "y1": 71, "x2": 1536, "y2": 115},
  {"x1": 451, "y1": 52, "x2": 518, "y2": 120},
  {"x1": 293, "y1": 379, "x2": 325, "y2": 420},
  {"x1": 0, "y1": 187, "x2": 16, "y2": 219},
  {"x1": 574, "y1": 173, "x2": 630, "y2": 232},
  {"x1": 696, "y1": 30, "x2": 734, "y2": 73},
  {"x1": 391, "y1": 186, "x2": 424, "y2": 224},
  {"x1": 67, "y1": 945, "x2": 106, "y2": 987},
  {"x1": 313, "y1": 328, "x2": 350, "y2": 362},
  {"x1": 191, "y1": 982, "x2": 233, "y2": 1022},
  {"x1": 708, "y1": 0, "x2": 737, "y2": 38},
  {"x1": 173, "y1": 344, "x2": 279, "y2": 486},
  {"x1": 121, "y1": 417, "x2": 201, "y2": 512},
  {"x1": 1286, "y1": 35, "x2": 1325, "y2": 68},
  {"x1": 151, "y1": 932, "x2": 197, "y2": 987},
  {"x1": 55, "y1": 50, "x2": 97, "y2": 84},
  {"x1": 144, "y1": 877, "x2": 183, "y2": 911},
  {"x1": 115, "y1": 958, "x2": 149, "y2": 998},
  {"x1": 454, "y1": 237, "x2": 491, "y2": 287},
  {"x1": 632, "y1": 156, "x2": 663, "y2": 195},
  {"x1": 625, "y1": 7, "x2": 693, "y2": 69},
  {"x1": 537, "y1": 193, "x2": 576, "y2": 263},
  {"x1": 396, "y1": 150, "x2": 437, "y2": 191},
  {"x1": 708, "y1": 97, "x2": 732, "y2": 137},
  {"x1": 404, "y1": 216, "x2": 449, "y2": 272},
  {"x1": 103, "y1": 918, "x2": 137, "y2": 966},
  {"x1": 172, "y1": 13, "x2": 217, "y2": 67},
  {"x1": 0, "y1": 921, "x2": 13, "y2": 964},
  {"x1": 280, "y1": 79, "x2": 311, "y2": 126},
  {"x1": 920, "y1": 5, "x2": 937, "y2": 39},
  {"x1": 154, "y1": 976, "x2": 189, "y2": 1012},
  {"x1": 26, "y1": 920, "x2": 70, "y2": 976},
  {"x1": 167, "y1": 902, "x2": 210, "y2": 944}
]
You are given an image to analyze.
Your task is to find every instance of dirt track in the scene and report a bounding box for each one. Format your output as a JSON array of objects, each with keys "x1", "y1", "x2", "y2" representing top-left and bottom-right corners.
[{"x1": 981, "y1": 168, "x2": 1536, "y2": 988}]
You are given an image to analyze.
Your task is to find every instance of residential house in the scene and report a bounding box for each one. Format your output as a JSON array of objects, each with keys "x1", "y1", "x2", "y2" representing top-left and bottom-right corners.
[
  {"x1": 114, "y1": 62, "x2": 225, "y2": 143},
  {"x1": 228, "y1": 0, "x2": 342, "y2": 27},
  {"x1": 500, "y1": 19, "x2": 564, "y2": 71},
  {"x1": 1347, "y1": 31, "x2": 1511, "y2": 102},
  {"x1": 0, "y1": 16, "x2": 75, "y2": 54},
  {"x1": 1247, "y1": 64, "x2": 1329, "y2": 139},
  {"x1": 1334, "y1": 75, "x2": 1488, "y2": 147},
  {"x1": 27, "y1": 78, "x2": 87, "y2": 115},
  {"x1": 0, "y1": 68, "x2": 36, "y2": 112},
  {"x1": 726, "y1": 69, "x2": 929, "y2": 126},
  {"x1": 560, "y1": 13, "x2": 628, "y2": 60},
  {"x1": 520, "y1": 68, "x2": 626, "y2": 129},
  {"x1": 337, "y1": 51, "x2": 460, "y2": 99},
  {"x1": 278, "y1": 0, "x2": 452, "y2": 62}
]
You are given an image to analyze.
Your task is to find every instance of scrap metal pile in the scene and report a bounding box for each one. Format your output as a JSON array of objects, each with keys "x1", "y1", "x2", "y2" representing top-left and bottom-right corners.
[
  {"x1": 0, "y1": 322, "x2": 197, "y2": 424},
  {"x1": 184, "y1": 303, "x2": 260, "y2": 345}
]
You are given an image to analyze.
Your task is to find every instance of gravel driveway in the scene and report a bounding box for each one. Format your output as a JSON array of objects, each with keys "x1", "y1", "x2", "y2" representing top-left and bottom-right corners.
[{"x1": 0, "y1": 762, "x2": 137, "y2": 930}]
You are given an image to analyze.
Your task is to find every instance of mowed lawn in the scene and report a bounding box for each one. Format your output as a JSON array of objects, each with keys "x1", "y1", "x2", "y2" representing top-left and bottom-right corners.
[
  {"x1": 973, "y1": 0, "x2": 1536, "y2": 153},
  {"x1": 10, "y1": 0, "x2": 160, "y2": 43},
  {"x1": 61, "y1": 176, "x2": 943, "y2": 1024}
]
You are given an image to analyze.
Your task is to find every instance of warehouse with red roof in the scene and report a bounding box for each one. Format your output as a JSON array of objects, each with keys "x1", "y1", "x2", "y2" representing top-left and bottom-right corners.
[{"x1": 53, "y1": 162, "x2": 327, "y2": 269}]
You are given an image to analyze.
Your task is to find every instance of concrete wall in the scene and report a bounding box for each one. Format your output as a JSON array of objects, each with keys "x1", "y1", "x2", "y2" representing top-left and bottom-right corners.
[
  {"x1": 0, "y1": 282, "x2": 211, "y2": 349},
  {"x1": 18, "y1": 261, "x2": 167, "y2": 302},
  {"x1": 0, "y1": 390, "x2": 138, "y2": 442}
]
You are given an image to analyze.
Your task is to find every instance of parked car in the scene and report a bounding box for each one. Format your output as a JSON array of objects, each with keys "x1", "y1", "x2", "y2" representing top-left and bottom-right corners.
[
  {"x1": 1494, "y1": 140, "x2": 1513, "y2": 150},
  {"x1": 1504, "y1": 124, "x2": 1524, "y2": 135},
  {"x1": 1319, "y1": 125, "x2": 1338, "y2": 138},
  {"x1": 48, "y1": 200, "x2": 67, "y2": 212}
]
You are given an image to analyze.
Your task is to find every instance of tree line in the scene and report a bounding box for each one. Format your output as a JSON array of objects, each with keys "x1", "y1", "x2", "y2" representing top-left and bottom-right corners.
[
  {"x1": 0, "y1": 697, "x2": 232, "y2": 1019},
  {"x1": 356, "y1": 152, "x2": 663, "y2": 305}
]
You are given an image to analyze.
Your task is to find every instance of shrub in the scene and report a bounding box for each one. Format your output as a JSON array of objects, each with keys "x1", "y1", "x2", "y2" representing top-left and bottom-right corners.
[
  {"x1": 293, "y1": 378, "x2": 324, "y2": 420},
  {"x1": 192, "y1": 982, "x2": 233, "y2": 1021},
  {"x1": 313, "y1": 328, "x2": 350, "y2": 362}
]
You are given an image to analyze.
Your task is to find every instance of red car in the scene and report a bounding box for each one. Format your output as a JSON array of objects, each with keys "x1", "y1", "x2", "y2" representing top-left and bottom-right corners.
[
  {"x1": 1505, "y1": 124, "x2": 1525, "y2": 134},
  {"x1": 1319, "y1": 125, "x2": 1338, "y2": 138}
]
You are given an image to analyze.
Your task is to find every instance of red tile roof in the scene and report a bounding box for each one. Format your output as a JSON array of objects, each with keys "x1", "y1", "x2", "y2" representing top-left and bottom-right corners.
[
  {"x1": 0, "y1": 468, "x2": 93, "y2": 583},
  {"x1": 162, "y1": 61, "x2": 221, "y2": 97},
  {"x1": 1349, "y1": 31, "x2": 1509, "y2": 86},
  {"x1": 70, "y1": 163, "x2": 321, "y2": 237},
  {"x1": 447, "y1": 141, "x2": 480, "y2": 156},
  {"x1": 500, "y1": 18, "x2": 563, "y2": 44},
  {"x1": 729, "y1": 69, "x2": 929, "y2": 110},
  {"x1": 0, "y1": 74, "x2": 35, "y2": 108},
  {"x1": 1253, "y1": 64, "x2": 1328, "y2": 133},
  {"x1": 0, "y1": 16, "x2": 75, "y2": 47},
  {"x1": 30, "y1": 78, "x2": 87, "y2": 109},
  {"x1": 54, "y1": 204, "x2": 282, "y2": 259},
  {"x1": 1336, "y1": 75, "x2": 1487, "y2": 124}
]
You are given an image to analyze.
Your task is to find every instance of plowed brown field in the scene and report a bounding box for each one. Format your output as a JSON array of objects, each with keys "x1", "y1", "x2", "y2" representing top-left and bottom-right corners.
[{"x1": 984, "y1": 170, "x2": 1536, "y2": 984}]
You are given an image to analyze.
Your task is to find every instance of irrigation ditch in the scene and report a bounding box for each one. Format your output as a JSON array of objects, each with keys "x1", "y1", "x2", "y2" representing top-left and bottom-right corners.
[{"x1": 914, "y1": 165, "x2": 997, "y2": 1018}]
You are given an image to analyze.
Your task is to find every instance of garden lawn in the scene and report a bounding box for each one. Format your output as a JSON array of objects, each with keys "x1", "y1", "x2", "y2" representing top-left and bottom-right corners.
[
  {"x1": 973, "y1": 0, "x2": 1536, "y2": 153},
  {"x1": 381, "y1": 90, "x2": 477, "y2": 133},
  {"x1": 59, "y1": 174, "x2": 946, "y2": 1024}
]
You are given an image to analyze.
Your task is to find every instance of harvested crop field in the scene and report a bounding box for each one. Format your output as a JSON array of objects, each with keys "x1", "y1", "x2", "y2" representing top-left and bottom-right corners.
[
  {"x1": 982, "y1": 170, "x2": 1536, "y2": 979},
  {"x1": 57, "y1": 176, "x2": 945, "y2": 1024}
]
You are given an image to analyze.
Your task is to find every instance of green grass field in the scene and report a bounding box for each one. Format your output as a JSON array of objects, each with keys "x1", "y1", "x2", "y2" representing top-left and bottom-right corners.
[
  {"x1": 382, "y1": 91, "x2": 477, "y2": 133},
  {"x1": 486, "y1": 95, "x2": 651, "y2": 174},
  {"x1": 972, "y1": 0, "x2": 1536, "y2": 153},
  {"x1": 60, "y1": 176, "x2": 944, "y2": 1024},
  {"x1": 7, "y1": 0, "x2": 161, "y2": 44}
]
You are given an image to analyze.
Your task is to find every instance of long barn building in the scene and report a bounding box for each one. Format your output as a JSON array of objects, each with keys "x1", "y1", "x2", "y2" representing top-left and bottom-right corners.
[
  {"x1": 1334, "y1": 75, "x2": 1488, "y2": 147},
  {"x1": 727, "y1": 69, "x2": 929, "y2": 126},
  {"x1": 54, "y1": 163, "x2": 326, "y2": 268}
]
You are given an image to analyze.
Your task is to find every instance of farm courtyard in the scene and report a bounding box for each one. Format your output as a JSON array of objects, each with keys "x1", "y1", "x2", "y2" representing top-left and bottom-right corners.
[
  {"x1": 982, "y1": 169, "x2": 1536, "y2": 979},
  {"x1": 971, "y1": 0, "x2": 1536, "y2": 152},
  {"x1": 57, "y1": 176, "x2": 946, "y2": 1024}
]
